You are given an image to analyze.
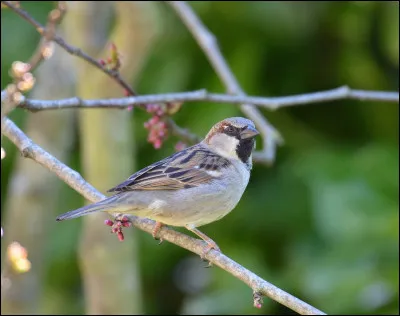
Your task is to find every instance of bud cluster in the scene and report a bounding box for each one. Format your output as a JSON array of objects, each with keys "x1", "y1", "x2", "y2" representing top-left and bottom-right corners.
[
  {"x1": 144, "y1": 104, "x2": 168, "y2": 149},
  {"x1": 104, "y1": 216, "x2": 132, "y2": 241}
]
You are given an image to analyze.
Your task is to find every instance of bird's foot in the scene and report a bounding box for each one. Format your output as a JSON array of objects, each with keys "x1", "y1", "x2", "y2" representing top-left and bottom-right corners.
[
  {"x1": 201, "y1": 239, "x2": 221, "y2": 267},
  {"x1": 104, "y1": 215, "x2": 132, "y2": 241},
  {"x1": 184, "y1": 225, "x2": 221, "y2": 267},
  {"x1": 152, "y1": 222, "x2": 164, "y2": 245}
]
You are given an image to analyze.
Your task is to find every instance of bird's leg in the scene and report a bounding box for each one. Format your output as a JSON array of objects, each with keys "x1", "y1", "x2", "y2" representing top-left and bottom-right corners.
[
  {"x1": 185, "y1": 225, "x2": 221, "y2": 263},
  {"x1": 152, "y1": 222, "x2": 164, "y2": 244},
  {"x1": 104, "y1": 214, "x2": 132, "y2": 241}
]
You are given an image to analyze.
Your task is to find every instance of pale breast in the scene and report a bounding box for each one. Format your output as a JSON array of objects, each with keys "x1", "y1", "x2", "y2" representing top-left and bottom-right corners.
[{"x1": 119, "y1": 162, "x2": 250, "y2": 227}]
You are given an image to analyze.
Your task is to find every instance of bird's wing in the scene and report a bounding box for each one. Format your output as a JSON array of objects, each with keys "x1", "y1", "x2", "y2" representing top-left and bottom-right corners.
[{"x1": 107, "y1": 144, "x2": 231, "y2": 192}]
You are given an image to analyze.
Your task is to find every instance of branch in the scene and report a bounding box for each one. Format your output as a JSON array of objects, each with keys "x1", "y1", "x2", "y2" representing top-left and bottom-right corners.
[
  {"x1": 27, "y1": 1, "x2": 66, "y2": 71},
  {"x1": 5, "y1": 0, "x2": 398, "y2": 163},
  {"x1": 1, "y1": 1, "x2": 137, "y2": 97},
  {"x1": 1, "y1": 0, "x2": 201, "y2": 146},
  {"x1": 1, "y1": 118, "x2": 103, "y2": 203},
  {"x1": 1, "y1": 116, "x2": 326, "y2": 315},
  {"x1": 167, "y1": 1, "x2": 283, "y2": 164},
  {"x1": 1, "y1": 2, "x2": 66, "y2": 121},
  {"x1": 15, "y1": 87, "x2": 399, "y2": 111}
]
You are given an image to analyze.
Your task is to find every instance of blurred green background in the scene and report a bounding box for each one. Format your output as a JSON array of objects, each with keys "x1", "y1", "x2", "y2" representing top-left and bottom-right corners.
[{"x1": 1, "y1": 1, "x2": 398, "y2": 315}]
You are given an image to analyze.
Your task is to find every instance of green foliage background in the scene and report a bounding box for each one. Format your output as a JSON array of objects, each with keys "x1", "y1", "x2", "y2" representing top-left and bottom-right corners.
[{"x1": 1, "y1": 1, "x2": 398, "y2": 314}]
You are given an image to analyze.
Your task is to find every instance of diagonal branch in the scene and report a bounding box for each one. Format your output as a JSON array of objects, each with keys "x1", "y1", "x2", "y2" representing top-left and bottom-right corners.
[
  {"x1": 1, "y1": 0, "x2": 137, "y2": 96},
  {"x1": 1, "y1": 116, "x2": 326, "y2": 315},
  {"x1": 16, "y1": 86, "x2": 399, "y2": 111},
  {"x1": 167, "y1": 1, "x2": 283, "y2": 164}
]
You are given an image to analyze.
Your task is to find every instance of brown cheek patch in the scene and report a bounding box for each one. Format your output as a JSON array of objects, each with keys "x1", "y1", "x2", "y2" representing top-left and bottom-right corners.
[{"x1": 205, "y1": 122, "x2": 230, "y2": 143}]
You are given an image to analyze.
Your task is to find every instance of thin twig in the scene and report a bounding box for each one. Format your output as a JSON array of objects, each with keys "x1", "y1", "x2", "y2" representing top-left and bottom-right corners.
[
  {"x1": 1, "y1": 0, "x2": 201, "y2": 144},
  {"x1": 1, "y1": 1, "x2": 64, "y2": 120},
  {"x1": 1, "y1": 116, "x2": 327, "y2": 315},
  {"x1": 27, "y1": 1, "x2": 66, "y2": 71},
  {"x1": 168, "y1": 1, "x2": 283, "y2": 164},
  {"x1": 2, "y1": 0, "x2": 137, "y2": 96},
  {"x1": 16, "y1": 87, "x2": 399, "y2": 111}
]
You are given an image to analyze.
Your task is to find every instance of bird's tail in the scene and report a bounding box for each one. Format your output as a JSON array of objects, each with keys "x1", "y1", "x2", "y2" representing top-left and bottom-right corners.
[{"x1": 56, "y1": 196, "x2": 119, "y2": 221}]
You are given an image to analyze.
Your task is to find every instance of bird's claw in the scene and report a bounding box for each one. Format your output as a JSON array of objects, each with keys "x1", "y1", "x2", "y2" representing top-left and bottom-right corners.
[
  {"x1": 200, "y1": 241, "x2": 221, "y2": 267},
  {"x1": 152, "y1": 222, "x2": 164, "y2": 245},
  {"x1": 203, "y1": 259, "x2": 213, "y2": 268},
  {"x1": 157, "y1": 238, "x2": 164, "y2": 245}
]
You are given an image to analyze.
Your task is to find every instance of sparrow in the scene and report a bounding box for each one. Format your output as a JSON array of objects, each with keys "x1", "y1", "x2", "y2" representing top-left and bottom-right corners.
[{"x1": 56, "y1": 117, "x2": 259, "y2": 256}]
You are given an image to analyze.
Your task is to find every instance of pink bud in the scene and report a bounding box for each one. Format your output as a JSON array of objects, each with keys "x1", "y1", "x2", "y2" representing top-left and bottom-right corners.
[
  {"x1": 112, "y1": 227, "x2": 119, "y2": 233},
  {"x1": 104, "y1": 219, "x2": 114, "y2": 226},
  {"x1": 99, "y1": 59, "x2": 106, "y2": 66},
  {"x1": 149, "y1": 130, "x2": 158, "y2": 139},
  {"x1": 154, "y1": 139, "x2": 162, "y2": 149},
  {"x1": 150, "y1": 116, "x2": 160, "y2": 125},
  {"x1": 117, "y1": 231, "x2": 124, "y2": 241},
  {"x1": 254, "y1": 303, "x2": 262, "y2": 309},
  {"x1": 149, "y1": 104, "x2": 161, "y2": 113},
  {"x1": 122, "y1": 221, "x2": 132, "y2": 227},
  {"x1": 148, "y1": 133, "x2": 156, "y2": 142}
]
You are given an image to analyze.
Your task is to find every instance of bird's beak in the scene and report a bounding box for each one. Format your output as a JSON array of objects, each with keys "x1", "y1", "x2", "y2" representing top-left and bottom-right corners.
[{"x1": 240, "y1": 126, "x2": 259, "y2": 139}]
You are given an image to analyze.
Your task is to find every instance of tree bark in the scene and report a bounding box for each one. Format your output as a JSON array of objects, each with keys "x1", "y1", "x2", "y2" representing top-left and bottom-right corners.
[{"x1": 64, "y1": 2, "x2": 160, "y2": 314}]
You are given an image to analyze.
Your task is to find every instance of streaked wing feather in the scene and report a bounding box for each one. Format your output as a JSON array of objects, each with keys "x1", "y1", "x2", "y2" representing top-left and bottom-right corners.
[{"x1": 107, "y1": 145, "x2": 231, "y2": 192}]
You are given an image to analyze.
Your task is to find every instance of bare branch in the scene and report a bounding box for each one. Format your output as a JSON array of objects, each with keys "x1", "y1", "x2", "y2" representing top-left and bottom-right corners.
[
  {"x1": 1, "y1": 117, "x2": 103, "y2": 203},
  {"x1": 1, "y1": 2, "x2": 66, "y2": 120},
  {"x1": 27, "y1": 1, "x2": 66, "y2": 71},
  {"x1": 1, "y1": 0, "x2": 202, "y2": 145},
  {"x1": 1, "y1": 116, "x2": 326, "y2": 315},
  {"x1": 9, "y1": 85, "x2": 399, "y2": 165},
  {"x1": 15, "y1": 87, "x2": 399, "y2": 111},
  {"x1": 5, "y1": 0, "x2": 397, "y2": 163},
  {"x1": 167, "y1": 1, "x2": 283, "y2": 164},
  {"x1": 1, "y1": 1, "x2": 137, "y2": 96}
]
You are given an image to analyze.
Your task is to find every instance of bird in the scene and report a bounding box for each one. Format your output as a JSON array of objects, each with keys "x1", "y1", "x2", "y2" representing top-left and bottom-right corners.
[{"x1": 56, "y1": 117, "x2": 259, "y2": 257}]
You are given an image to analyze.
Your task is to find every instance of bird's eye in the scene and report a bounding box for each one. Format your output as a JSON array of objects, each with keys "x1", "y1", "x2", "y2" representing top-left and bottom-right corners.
[{"x1": 225, "y1": 125, "x2": 235, "y2": 134}]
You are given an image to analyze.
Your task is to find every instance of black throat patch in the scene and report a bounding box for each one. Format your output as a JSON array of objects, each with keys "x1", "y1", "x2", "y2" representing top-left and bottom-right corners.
[{"x1": 236, "y1": 138, "x2": 255, "y2": 164}]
